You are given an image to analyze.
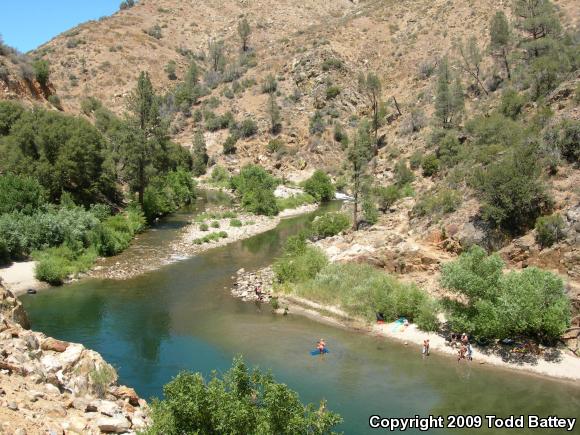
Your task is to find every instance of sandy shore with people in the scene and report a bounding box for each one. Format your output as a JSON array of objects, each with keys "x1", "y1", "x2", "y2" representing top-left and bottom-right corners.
[
  {"x1": 276, "y1": 295, "x2": 580, "y2": 383},
  {"x1": 0, "y1": 262, "x2": 47, "y2": 297}
]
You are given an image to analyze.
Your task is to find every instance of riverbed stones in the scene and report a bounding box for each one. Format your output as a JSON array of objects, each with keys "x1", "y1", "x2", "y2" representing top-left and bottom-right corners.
[{"x1": 231, "y1": 267, "x2": 274, "y2": 302}]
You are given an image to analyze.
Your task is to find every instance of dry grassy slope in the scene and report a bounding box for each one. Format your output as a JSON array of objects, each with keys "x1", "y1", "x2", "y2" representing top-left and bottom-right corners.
[{"x1": 0, "y1": 53, "x2": 55, "y2": 105}]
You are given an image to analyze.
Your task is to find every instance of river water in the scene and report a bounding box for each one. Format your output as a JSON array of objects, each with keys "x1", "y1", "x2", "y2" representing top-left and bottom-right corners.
[{"x1": 22, "y1": 197, "x2": 580, "y2": 434}]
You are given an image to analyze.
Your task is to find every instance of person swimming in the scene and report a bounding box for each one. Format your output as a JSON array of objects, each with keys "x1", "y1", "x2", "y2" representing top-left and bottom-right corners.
[{"x1": 317, "y1": 338, "x2": 326, "y2": 353}]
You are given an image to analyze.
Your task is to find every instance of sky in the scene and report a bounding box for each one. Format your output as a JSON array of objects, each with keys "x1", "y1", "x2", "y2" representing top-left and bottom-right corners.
[{"x1": 0, "y1": 0, "x2": 121, "y2": 53}]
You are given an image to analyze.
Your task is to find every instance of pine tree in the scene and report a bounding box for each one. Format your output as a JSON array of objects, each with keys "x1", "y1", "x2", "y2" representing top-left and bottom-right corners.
[
  {"x1": 191, "y1": 131, "x2": 208, "y2": 177},
  {"x1": 358, "y1": 72, "x2": 382, "y2": 148},
  {"x1": 267, "y1": 93, "x2": 281, "y2": 134},
  {"x1": 456, "y1": 37, "x2": 488, "y2": 95},
  {"x1": 347, "y1": 121, "x2": 374, "y2": 230},
  {"x1": 490, "y1": 11, "x2": 512, "y2": 80},
  {"x1": 434, "y1": 58, "x2": 464, "y2": 129},
  {"x1": 512, "y1": 0, "x2": 561, "y2": 59}
]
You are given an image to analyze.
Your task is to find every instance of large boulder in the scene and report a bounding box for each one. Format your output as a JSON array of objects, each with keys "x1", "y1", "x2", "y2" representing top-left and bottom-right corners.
[{"x1": 96, "y1": 416, "x2": 131, "y2": 433}]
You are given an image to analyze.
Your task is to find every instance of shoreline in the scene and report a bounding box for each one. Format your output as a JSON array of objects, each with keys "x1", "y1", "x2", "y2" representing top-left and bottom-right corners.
[
  {"x1": 275, "y1": 294, "x2": 580, "y2": 384},
  {"x1": 6, "y1": 203, "x2": 319, "y2": 294}
]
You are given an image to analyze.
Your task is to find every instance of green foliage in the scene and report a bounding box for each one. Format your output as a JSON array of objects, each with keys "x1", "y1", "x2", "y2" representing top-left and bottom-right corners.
[
  {"x1": 32, "y1": 59, "x2": 50, "y2": 87},
  {"x1": 80, "y1": 96, "x2": 102, "y2": 115},
  {"x1": 394, "y1": 160, "x2": 415, "y2": 187},
  {"x1": 333, "y1": 124, "x2": 349, "y2": 149},
  {"x1": 474, "y1": 147, "x2": 551, "y2": 233},
  {"x1": 273, "y1": 238, "x2": 328, "y2": 284},
  {"x1": 326, "y1": 85, "x2": 341, "y2": 100},
  {"x1": 199, "y1": 223, "x2": 209, "y2": 232},
  {"x1": 230, "y1": 219, "x2": 243, "y2": 227},
  {"x1": 142, "y1": 169, "x2": 197, "y2": 222},
  {"x1": 421, "y1": 154, "x2": 440, "y2": 177},
  {"x1": 145, "y1": 357, "x2": 341, "y2": 435},
  {"x1": 500, "y1": 89, "x2": 526, "y2": 120},
  {"x1": 238, "y1": 18, "x2": 252, "y2": 51},
  {"x1": 362, "y1": 196, "x2": 379, "y2": 225},
  {"x1": 281, "y1": 262, "x2": 437, "y2": 327},
  {"x1": 409, "y1": 151, "x2": 423, "y2": 170},
  {"x1": 535, "y1": 214, "x2": 565, "y2": 248},
  {"x1": 441, "y1": 246, "x2": 570, "y2": 341},
  {"x1": 413, "y1": 189, "x2": 461, "y2": 217},
  {"x1": 302, "y1": 170, "x2": 335, "y2": 202},
  {"x1": 0, "y1": 100, "x2": 25, "y2": 135},
  {"x1": 262, "y1": 74, "x2": 278, "y2": 94},
  {"x1": 119, "y1": 0, "x2": 135, "y2": 10},
  {"x1": 309, "y1": 111, "x2": 325, "y2": 135},
  {"x1": 193, "y1": 231, "x2": 228, "y2": 244},
  {"x1": 434, "y1": 57, "x2": 464, "y2": 129},
  {"x1": 211, "y1": 221, "x2": 220, "y2": 228},
  {"x1": 267, "y1": 138, "x2": 284, "y2": 154},
  {"x1": 374, "y1": 185, "x2": 400, "y2": 212},
  {"x1": 231, "y1": 165, "x2": 279, "y2": 216},
  {"x1": 191, "y1": 131, "x2": 209, "y2": 176},
  {"x1": 146, "y1": 25, "x2": 162, "y2": 40},
  {"x1": 436, "y1": 132, "x2": 462, "y2": 168},
  {"x1": 210, "y1": 165, "x2": 230, "y2": 186},
  {"x1": 0, "y1": 174, "x2": 47, "y2": 215},
  {"x1": 223, "y1": 134, "x2": 238, "y2": 155},
  {"x1": 89, "y1": 207, "x2": 145, "y2": 256},
  {"x1": 34, "y1": 245, "x2": 97, "y2": 285},
  {"x1": 322, "y1": 58, "x2": 343, "y2": 71},
  {"x1": 544, "y1": 119, "x2": 579, "y2": 164},
  {"x1": 311, "y1": 212, "x2": 350, "y2": 239},
  {"x1": 276, "y1": 193, "x2": 315, "y2": 211},
  {"x1": 239, "y1": 118, "x2": 258, "y2": 138}
]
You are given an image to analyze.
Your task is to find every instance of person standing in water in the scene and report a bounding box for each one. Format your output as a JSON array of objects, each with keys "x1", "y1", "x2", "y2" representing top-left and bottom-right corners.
[{"x1": 422, "y1": 339, "x2": 430, "y2": 356}]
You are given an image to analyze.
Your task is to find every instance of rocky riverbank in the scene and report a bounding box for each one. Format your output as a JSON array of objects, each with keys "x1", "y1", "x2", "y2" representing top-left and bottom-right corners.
[
  {"x1": 231, "y1": 267, "x2": 275, "y2": 303},
  {"x1": 0, "y1": 281, "x2": 150, "y2": 433}
]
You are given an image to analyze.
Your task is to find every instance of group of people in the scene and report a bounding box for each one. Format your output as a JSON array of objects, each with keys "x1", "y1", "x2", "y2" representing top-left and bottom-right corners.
[{"x1": 451, "y1": 332, "x2": 473, "y2": 362}]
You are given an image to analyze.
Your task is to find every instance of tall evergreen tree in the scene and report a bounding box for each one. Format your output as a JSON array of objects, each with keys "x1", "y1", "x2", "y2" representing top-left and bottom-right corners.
[
  {"x1": 358, "y1": 72, "x2": 382, "y2": 149},
  {"x1": 191, "y1": 131, "x2": 208, "y2": 177},
  {"x1": 267, "y1": 93, "x2": 281, "y2": 134},
  {"x1": 347, "y1": 121, "x2": 374, "y2": 230},
  {"x1": 435, "y1": 57, "x2": 464, "y2": 129},
  {"x1": 512, "y1": 0, "x2": 561, "y2": 59}
]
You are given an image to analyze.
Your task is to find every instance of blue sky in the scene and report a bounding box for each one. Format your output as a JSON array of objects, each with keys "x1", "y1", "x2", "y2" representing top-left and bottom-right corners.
[{"x1": 0, "y1": 1, "x2": 121, "y2": 53}]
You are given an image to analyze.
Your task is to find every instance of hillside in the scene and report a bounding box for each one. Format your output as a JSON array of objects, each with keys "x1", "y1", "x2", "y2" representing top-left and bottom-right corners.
[{"x1": 4, "y1": 0, "x2": 580, "y2": 348}]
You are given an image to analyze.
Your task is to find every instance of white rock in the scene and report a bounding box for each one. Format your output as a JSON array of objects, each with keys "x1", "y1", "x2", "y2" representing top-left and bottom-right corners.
[
  {"x1": 41, "y1": 355, "x2": 62, "y2": 373},
  {"x1": 44, "y1": 384, "x2": 60, "y2": 395},
  {"x1": 97, "y1": 415, "x2": 131, "y2": 433},
  {"x1": 97, "y1": 399, "x2": 121, "y2": 417},
  {"x1": 59, "y1": 344, "x2": 84, "y2": 368}
]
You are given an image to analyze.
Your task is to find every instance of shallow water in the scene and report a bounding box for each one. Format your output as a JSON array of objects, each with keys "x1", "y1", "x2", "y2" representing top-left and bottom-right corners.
[{"x1": 22, "y1": 199, "x2": 580, "y2": 434}]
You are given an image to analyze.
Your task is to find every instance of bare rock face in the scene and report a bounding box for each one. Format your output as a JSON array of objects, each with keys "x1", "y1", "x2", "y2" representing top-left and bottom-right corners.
[{"x1": 0, "y1": 280, "x2": 150, "y2": 433}]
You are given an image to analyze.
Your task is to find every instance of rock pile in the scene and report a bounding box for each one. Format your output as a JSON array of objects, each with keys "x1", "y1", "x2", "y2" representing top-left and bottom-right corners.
[
  {"x1": 231, "y1": 267, "x2": 275, "y2": 303},
  {"x1": 0, "y1": 280, "x2": 150, "y2": 434}
]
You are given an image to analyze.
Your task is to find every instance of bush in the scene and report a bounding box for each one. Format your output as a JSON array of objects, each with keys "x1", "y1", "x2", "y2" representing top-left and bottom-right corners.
[
  {"x1": 441, "y1": 246, "x2": 570, "y2": 342},
  {"x1": 145, "y1": 357, "x2": 341, "y2": 434},
  {"x1": 230, "y1": 165, "x2": 278, "y2": 216},
  {"x1": 47, "y1": 95, "x2": 62, "y2": 110},
  {"x1": 0, "y1": 174, "x2": 47, "y2": 215},
  {"x1": 302, "y1": 170, "x2": 335, "y2": 202},
  {"x1": 273, "y1": 242, "x2": 328, "y2": 284},
  {"x1": 500, "y1": 89, "x2": 526, "y2": 120},
  {"x1": 309, "y1": 111, "x2": 325, "y2": 135},
  {"x1": 32, "y1": 60, "x2": 50, "y2": 87},
  {"x1": 276, "y1": 193, "x2": 315, "y2": 211},
  {"x1": 146, "y1": 25, "x2": 162, "y2": 40},
  {"x1": 199, "y1": 223, "x2": 209, "y2": 231},
  {"x1": 143, "y1": 169, "x2": 197, "y2": 222},
  {"x1": 211, "y1": 221, "x2": 220, "y2": 228},
  {"x1": 120, "y1": 0, "x2": 135, "y2": 10},
  {"x1": 436, "y1": 133, "x2": 462, "y2": 167},
  {"x1": 374, "y1": 185, "x2": 400, "y2": 212},
  {"x1": 267, "y1": 138, "x2": 283, "y2": 154},
  {"x1": 238, "y1": 118, "x2": 257, "y2": 138},
  {"x1": 90, "y1": 208, "x2": 145, "y2": 256},
  {"x1": 535, "y1": 214, "x2": 565, "y2": 248},
  {"x1": 474, "y1": 147, "x2": 552, "y2": 233},
  {"x1": 421, "y1": 154, "x2": 440, "y2": 177},
  {"x1": 261, "y1": 74, "x2": 278, "y2": 94},
  {"x1": 547, "y1": 119, "x2": 579, "y2": 164},
  {"x1": 412, "y1": 189, "x2": 461, "y2": 217},
  {"x1": 223, "y1": 134, "x2": 238, "y2": 154},
  {"x1": 34, "y1": 245, "x2": 97, "y2": 285},
  {"x1": 230, "y1": 218, "x2": 243, "y2": 227},
  {"x1": 322, "y1": 58, "x2": 343, "y2": 71},
  {"x1": 394, "y1": 160, "x2": 414, "y2": 187},
  {"x1": 210, "y1": 165, "x2": 230, "y2": 186},
  {"x1": 409, "y1": 151, "x2": 423, "y2": 170},
  {"x1": 311, "y1": 212, "x2": 350, "y2": 239},
  {"x1": 326, "y1": 85, "x2": 341, "y2": 100}
]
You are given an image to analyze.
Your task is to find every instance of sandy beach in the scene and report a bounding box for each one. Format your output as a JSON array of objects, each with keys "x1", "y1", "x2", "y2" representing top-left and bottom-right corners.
[{"x1": 0, "y1": 261, "x2": 46, "y2": 297}]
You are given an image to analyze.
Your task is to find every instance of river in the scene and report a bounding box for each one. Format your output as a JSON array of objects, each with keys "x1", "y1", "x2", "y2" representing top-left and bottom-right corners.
[{"x1": 22, "y1": 196, "x2": 580, "y2": 434}]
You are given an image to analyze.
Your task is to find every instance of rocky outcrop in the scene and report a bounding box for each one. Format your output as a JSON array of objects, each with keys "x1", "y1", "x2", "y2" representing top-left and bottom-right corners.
[
  {"x1": 0, "y1": 280, "x2": 150, "y2": 433},
  {"x1": 231, "y1": 267, "x2": 275, "y2": 302}
]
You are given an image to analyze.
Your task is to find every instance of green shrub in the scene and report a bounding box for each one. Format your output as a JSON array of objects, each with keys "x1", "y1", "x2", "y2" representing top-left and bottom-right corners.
[
  {"x1": 143, "y1": 169, "x2": 197, "y2": 222},
  {"x1": 267, "y1": 138, "x2": 283, "y2": 154},
  {"x1": 326, "y1": 86, "x2": 341, "y2": 100},
  {"x1": 276, "y1": 193, "x2": 315, "y2": 211},
  {"x1": 239, "y1": 118, "x2": 257, "y2": 138},
  {"x1": 210, "y1": 165, "x2": 230, "y2": 186},
  {"x1": 474, "y1": 147, "x2": 551, "y2": 233},
  {"x1": 231, "y1": 165, "x2": 279, "y2": 216},
  {"x1": 230, "y1": 219, "x2": 243, "y2": 227},
  {"x1": 90, "y1": 209, "x2": 145, "y2": 257},
  {"x1": 440, "y1": 246, "x2": 570, "y2": 342},
  {"x1": 362, "y1": 197, "x2": 379, "y2": 225},
  {"x1": 32, "y1": 60, "x2": 50, "y2": 87},
  {"x1": 436, "y1": 133, "x2": 462, "y2": 167},
  {"x1": 211, "y1": 221, "x2": 220, "y2": 228},
  {"x1": 145, "y1": 357, "x2": 341, "y2": 434},
  {"x1": 34, "y1": 245, "x2": 97, "y2": 285},
  {"x1": 302, "y1": 170, "x2": 335, "y2": 202},
  {"x1": 311, "y1": 212, "x2": 350, "y2": 239},
  {"x1": 409, "y1": 151, "x2": 423, "y2": 169},
  {"x1": 273, "y1": 243, "x2": 328, "y2": 284},
  {"x1": 394, "y1": 160, "x2": 414, "y2": 187},
  {"x1": 223, "y1": 134, "x2": 238, "y2": 154},
  {"x1": 0, "y1": 174, "x2": 47, "y2": 215},
  {"x1": 535, "y1": 214, "x2": 565, "y2": 248},
  {"x1": 200, "y1": 223, "x2": 209, "y2": 231},
  {"x1": 322, "y1": 58, "x2": 343, "y2": 71},
  {"x1": 0, "y1": 237, "x2": 11, "y2": 266},
  {"x1": 413, "y1": 189, "x2": 461, "y2": 217},
  {"x1": 421, "y1": 154, "x2": 440, "y2": 177},
  {"x1": 374, "y1": 185, "x2": 400, "y2": 212},
  {"x1": 261, "y1": 74, "x2": 278, "y2": 94},
  {"x1": 500, "y1": 89, "x2": 526, "y2": 120}
]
